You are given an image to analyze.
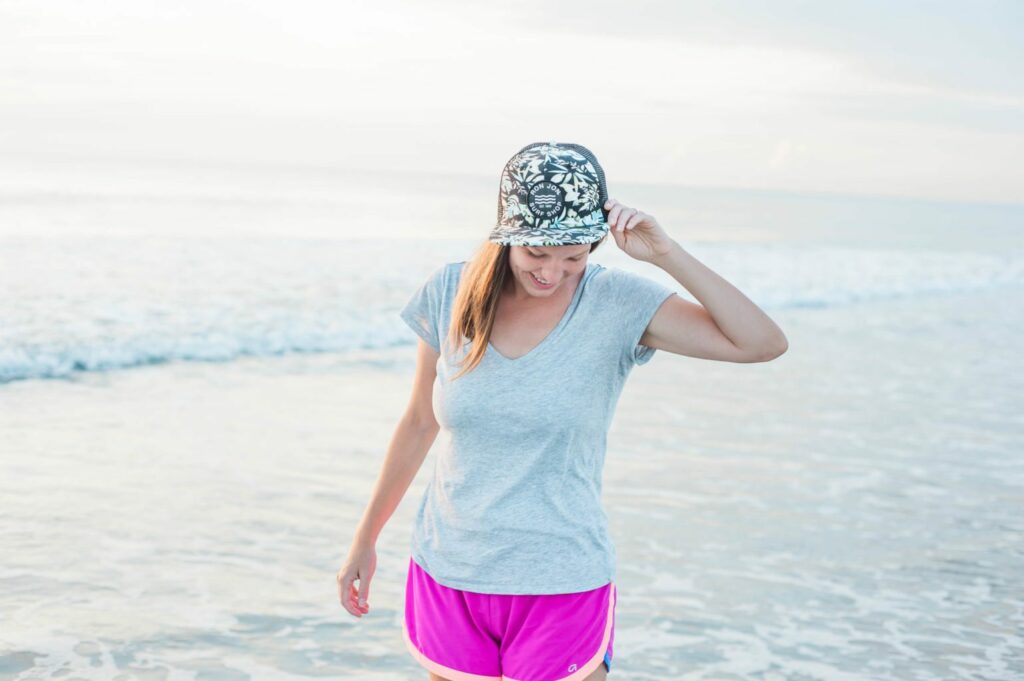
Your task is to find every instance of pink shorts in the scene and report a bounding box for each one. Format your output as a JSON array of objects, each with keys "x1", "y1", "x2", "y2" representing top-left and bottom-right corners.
[{"x1": 402, "y1": 556, "x2": 616, "y2": 681}]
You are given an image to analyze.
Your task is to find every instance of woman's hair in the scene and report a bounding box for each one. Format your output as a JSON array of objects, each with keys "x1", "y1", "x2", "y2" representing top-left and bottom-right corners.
[{"x1": 442, "y1": 235, "x2": 607, "y2": 380}]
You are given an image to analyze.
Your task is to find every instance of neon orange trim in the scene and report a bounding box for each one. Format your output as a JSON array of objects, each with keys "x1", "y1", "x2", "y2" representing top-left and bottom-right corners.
[
  {"x1": 402, "y1": 614, "x2": 503, "y2": 681},
  {"x1": 503, "y1": 583, "x2": 617, "y2": 681}
]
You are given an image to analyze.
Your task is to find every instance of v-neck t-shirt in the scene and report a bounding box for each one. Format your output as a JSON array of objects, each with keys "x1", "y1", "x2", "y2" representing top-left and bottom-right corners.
[{"x1": 398, "y1": 259, "x2": 676, "y2": 594}]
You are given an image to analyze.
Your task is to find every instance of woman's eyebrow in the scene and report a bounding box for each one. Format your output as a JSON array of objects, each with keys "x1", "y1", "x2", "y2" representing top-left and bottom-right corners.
[{"x1": 529, "y1": 250, "x2": 588, "y2": 257}]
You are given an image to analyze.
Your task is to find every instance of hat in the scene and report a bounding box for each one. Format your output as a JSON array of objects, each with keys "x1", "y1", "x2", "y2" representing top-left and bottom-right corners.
[{"x1": 489, "y1": 141, "x2": 610, "y2": 246}]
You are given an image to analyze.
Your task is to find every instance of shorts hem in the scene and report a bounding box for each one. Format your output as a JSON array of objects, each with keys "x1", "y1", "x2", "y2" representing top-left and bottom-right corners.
[
  {"x1": 502, "y1": 583, "x2": 617, "y2": 681},
  {"x1": 402, "y1": 612, "x2": 503, "y2": 681}
]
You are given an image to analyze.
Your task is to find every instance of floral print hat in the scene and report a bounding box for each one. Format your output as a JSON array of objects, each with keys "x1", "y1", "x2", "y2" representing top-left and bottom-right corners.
[{"x1": 488, "y1": 141, "x2": 610, "y2": 246}]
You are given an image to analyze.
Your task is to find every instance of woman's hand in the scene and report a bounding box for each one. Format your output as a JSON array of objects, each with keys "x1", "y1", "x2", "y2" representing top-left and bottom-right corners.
[
  {"x1": 605, "y1": 198, "x2": 676, "y2": 262},
  {"x1": 337, "y1": 541, "x2": 377, "y2": 618}
]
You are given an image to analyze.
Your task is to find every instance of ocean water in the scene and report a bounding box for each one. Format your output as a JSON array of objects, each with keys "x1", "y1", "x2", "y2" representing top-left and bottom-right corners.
[{"x1": 0, "y1": 159, "x2": 1022, "y2": 679}]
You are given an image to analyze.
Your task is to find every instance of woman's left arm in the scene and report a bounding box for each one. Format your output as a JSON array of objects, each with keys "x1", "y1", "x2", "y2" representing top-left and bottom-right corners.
[{"x1": 606, "y1": 199, "x2": 789, "y2": 363}]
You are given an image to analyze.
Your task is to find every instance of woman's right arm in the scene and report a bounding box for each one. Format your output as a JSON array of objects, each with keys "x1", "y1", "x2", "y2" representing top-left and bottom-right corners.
[{"x1": 337, "y1": 338, "x2": 441, "y2": 618}]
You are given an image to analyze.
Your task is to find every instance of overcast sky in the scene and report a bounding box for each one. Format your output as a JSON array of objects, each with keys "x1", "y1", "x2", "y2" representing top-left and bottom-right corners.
[{"x1": 1, "y1": 0, "x2": 1021, "y2": 203}]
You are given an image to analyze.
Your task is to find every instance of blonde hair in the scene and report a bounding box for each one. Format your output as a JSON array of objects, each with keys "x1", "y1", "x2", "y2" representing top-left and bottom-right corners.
[{"x1": 442, "y1": 236, "x2": 606, "y2": 381}]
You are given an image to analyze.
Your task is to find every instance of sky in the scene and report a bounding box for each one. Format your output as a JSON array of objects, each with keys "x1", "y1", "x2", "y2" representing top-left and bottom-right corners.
[{"x1": 1, "y1": 0, "x2": 1022, "y2": 204}]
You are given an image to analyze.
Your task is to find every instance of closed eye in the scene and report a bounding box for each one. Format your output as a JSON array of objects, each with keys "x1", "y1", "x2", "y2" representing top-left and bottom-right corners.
[{"x1": 527, "y1": 251, "x2": 584, "y2": 261}]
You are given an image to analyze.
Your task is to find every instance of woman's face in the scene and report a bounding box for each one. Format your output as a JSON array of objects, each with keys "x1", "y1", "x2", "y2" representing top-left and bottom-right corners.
[{"x1": 507, "y1": 244, "x2": 590, "y2": 298}]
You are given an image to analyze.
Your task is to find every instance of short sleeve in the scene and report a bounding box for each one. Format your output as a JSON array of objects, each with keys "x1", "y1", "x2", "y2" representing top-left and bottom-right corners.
[
  {"x1": 399, "y1": 263, "x2": 449, "y2": 353},
  {"x1": 609, "y1": 267, "x2": 676, "y2": 366}
]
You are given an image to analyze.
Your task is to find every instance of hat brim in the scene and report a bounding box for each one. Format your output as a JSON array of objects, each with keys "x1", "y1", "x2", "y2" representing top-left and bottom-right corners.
[{"x1": 488, "y1": 224, "x2": 609, "y2": 247}]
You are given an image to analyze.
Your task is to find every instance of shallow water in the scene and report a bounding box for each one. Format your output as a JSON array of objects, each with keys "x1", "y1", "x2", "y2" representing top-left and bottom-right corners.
[
  {"x1": 2, "y1": 284, "x2": 1021, "y2": 679},
  {"x1": 1, "y1": 162, "x2": 1022, "y2": 679}
]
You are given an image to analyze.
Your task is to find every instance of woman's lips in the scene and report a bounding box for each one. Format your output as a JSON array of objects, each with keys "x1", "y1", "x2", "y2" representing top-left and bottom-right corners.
[{"x1": 529, "y1": 272, "x2": 555, "y2": 289}]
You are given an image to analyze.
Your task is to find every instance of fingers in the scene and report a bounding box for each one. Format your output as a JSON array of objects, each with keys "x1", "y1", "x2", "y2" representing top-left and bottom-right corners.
[
  {"x1": 337, "y1": 572, "x2": 355, "y2": 616},
  {"x1": 604, "y1": 198, "x2": 639, "y2": 232},
  {"x1": 350, "y1": 580, "x2": 369, "y2": 616},
  {"x1": 357, "y1": 578, "x2": 371, "y2": 613},
  {"x1": 623, "y1": 209, "x2": 645, "y2": 231},
  {"x1": 337, "y1": 570, "x2": 370, "y2": 618},
  {"x1": 338, "y1": 571, "x2": 357, "y2": 617},
  {"x1": 604, "y1": 198, "x2": 624, "y2": 230}
]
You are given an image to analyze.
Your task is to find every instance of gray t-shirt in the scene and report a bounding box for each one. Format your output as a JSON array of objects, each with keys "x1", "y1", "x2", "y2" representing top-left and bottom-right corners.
[{"x1": 399, "y1": 259, "x2": 676, "y2": 594}]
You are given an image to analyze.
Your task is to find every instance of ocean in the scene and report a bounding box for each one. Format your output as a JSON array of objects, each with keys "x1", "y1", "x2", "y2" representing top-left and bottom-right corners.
[{"x1": 1, "y1": 157, "x2": 1021, "y2": 680}]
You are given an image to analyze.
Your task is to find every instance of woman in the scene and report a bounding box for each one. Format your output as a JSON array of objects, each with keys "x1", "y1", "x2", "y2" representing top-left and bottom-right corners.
[{"x1": 337, "y1": 141, "x2": 788, "y2": 680}]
